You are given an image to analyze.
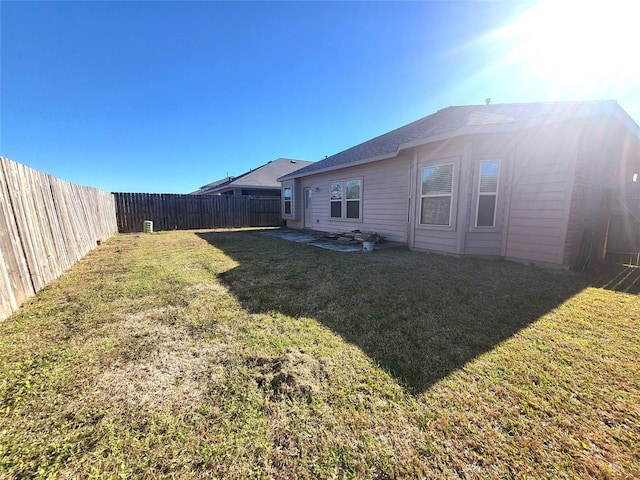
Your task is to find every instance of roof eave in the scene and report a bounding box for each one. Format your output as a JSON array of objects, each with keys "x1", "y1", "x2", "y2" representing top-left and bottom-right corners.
[
  {"x1": 279, "y1": 126, "x2": 513, "y2": 181},
  {"x1": 278, "y1": 151, "x2": 399, "y2": 182},
  {"x1": 279, "y1": 102, "x2": 640, "y2": 182},
  {"x1": 609, "y1": 102, "x2": 640, "y2": 138}
]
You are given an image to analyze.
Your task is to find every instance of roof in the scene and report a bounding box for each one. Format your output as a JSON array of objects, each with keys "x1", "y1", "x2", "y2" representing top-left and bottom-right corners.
[
  {"x1": 191, "y1": 177, "x2": 231, "y2": 194},
  {"x1": 193, "y1": 158, "x2": 314, "y2": 194},
  {"x1": 279, "y1": 100, "x2": 640, "y2": 181}
]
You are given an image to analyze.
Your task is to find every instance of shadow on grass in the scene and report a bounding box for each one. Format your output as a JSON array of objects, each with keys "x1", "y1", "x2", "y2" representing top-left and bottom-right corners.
[
  {"x1": 591, "y1": 263, "x2": 640, "y2": 294},
  {"x1": 196, "y1": 230, "x2": 592, "y2": 394}
]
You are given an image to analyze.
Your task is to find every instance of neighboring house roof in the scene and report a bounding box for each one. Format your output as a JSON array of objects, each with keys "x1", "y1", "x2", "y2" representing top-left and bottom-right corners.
[
  {"x1": 279, "y1": 100, "x2": 640, "y2": 181},
  {"x1": 193, "y1": 158, "x2": 314, "y2": 194},
  {"x1": 191, "y1": 177, "x2": 231, "y2": 194}
]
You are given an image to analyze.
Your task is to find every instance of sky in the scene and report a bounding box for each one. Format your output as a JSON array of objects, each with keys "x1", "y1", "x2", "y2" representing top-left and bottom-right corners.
[{"x1": 1, "y1": 1, "x2": 638, "y2": 194}]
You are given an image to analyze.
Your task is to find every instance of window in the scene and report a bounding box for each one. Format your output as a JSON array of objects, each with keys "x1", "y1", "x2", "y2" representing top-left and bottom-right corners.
[
  {"x1": 420, "y1": 163, "x2": 454, "y2": 226},
  {"x1": 330, "y1": 179, "x2": 361, "y2": 220},
  {"x1": 476, "y1": 160, "x2": 500, "y2": 227},
  {"x1": 330, "y1": 182, "x2": 342, "y2": 217},
  {"x1": 305, "y1": 189, "x2": 312, "y2": 209},
  {"x1": 283, "y1": 186, "x2": 292, "y2": 215}
]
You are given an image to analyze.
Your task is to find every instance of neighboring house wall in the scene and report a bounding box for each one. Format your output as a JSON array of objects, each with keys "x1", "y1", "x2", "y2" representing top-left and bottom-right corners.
[{"x1": 219, "y1": 187, "x2": 281, "y2": 196}]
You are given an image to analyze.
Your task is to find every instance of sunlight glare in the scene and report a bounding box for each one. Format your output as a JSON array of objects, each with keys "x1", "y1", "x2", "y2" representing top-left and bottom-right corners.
[{"x1": 495, "y1": 1, "x2": 639, "y2": 94}]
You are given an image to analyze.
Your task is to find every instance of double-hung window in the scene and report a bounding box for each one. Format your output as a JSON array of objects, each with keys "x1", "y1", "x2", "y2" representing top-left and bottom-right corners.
[
  {"x1": 330, "y1": 179, "x2": 361, "y2": 220},
  {"x1": 476, "y1": 160, "x2": 500, "y2": 227},
  {"x1": 283, "y1": 186, "x2": 292, "y2": 215},
  {"x1": 420, "y1": 163, "x2": 454, "y2": 226}
]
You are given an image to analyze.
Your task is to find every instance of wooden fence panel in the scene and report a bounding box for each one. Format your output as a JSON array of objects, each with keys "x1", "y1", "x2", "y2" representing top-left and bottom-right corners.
[
  {"x1": 1, "y1": 157, "x2": 281, "y2": 321},
  {"x1": 0, "y1": 156, "x2": 118, "y2": 322},
  {"x1": 0, "y1": 160, "x2": 35, "y2": 319},
  {"x1": 113, "y1": 193, "x2": 282, "y2": 233}
]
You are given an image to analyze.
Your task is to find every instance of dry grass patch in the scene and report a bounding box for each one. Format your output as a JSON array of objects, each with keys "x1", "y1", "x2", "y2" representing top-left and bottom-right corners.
[
  {"x1": 0, "y1": 229, "x2": 638, "y2": 479},
  {"x1": 93, "y1": 311, "x2": 228, "y2": 411}
]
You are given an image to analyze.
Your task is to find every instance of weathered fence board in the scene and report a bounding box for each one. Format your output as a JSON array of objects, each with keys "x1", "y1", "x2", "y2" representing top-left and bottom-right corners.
[
  {"x1": 113, "y1": 193, "x2": 282, "y2": 233},
  {"x1": 0, "y1": 157, "x2": 118, "y2": 322},
  {"x1": 1, "y1": 158, "x2": 283, "y2": 321}
]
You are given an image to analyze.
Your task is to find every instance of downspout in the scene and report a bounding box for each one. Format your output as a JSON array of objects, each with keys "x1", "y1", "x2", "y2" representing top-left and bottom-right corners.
[
  {"x1": 500, "y1": 142, "x2": 517, "y2": 258},
  {"x1": 408, "y1": 150, "x2": 418, "y2": 248}
]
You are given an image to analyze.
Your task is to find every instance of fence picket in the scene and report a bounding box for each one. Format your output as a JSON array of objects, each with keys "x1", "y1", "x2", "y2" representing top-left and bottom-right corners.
[
  {"x1": 112, "y1": 193, "x2": 281, "y2": 233},
  {"x1": 1, "y1": 157, "x2": 281, "y2": 322},
  {"x1": 0, "y1": 156, "x2": 118, "y2": 322}
]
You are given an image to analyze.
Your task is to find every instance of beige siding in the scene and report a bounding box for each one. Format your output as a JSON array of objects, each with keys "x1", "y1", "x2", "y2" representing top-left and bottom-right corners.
[
  {"x1": 284, "y1": 218, "x2": 303, "y2": 229},
  {"x1": 463, "y1": 134, "x2": 514, "y2": 257},
  {"x1": 464, "y1": 231, "x2": 503, "y2": 256},
  {"x1": 412, "y1": 140, "x2": 472, "y2": 255},
  {"x1": 284, "y1": 115, "x2": 636, "y2": 268},
  {"x1": 297, "y1": 156, "x2": 411, "y2": 242},
  {"x1": 413, "y1": 230, "x2": 459, "y2": 254},
  {"x1": 504, "y1": 124, "x2": 579, "y2": 265}
]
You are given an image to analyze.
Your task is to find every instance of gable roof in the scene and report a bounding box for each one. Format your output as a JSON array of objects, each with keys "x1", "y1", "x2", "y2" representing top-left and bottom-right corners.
[
  {"x1": 279, "y1": 100, "x2": 640, "y2": 181},
  {"x1": 191, "y1": 177, "x2": 231, "y2": 194},
  {"x1": 193, "y1": 158, "x2": 314, "y2": 194}
]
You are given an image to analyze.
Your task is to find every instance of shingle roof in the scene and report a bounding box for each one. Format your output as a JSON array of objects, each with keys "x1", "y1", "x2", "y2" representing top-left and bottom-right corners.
[
  {"x1": 190, "y1": 177, "x2": 231, "y2": 194},
  {"x1": 194, "y1": 158, "x2": 313, "y2": 194},
  {"x1": 280, "y1": 100, "x2": 637, "y2": 180}
]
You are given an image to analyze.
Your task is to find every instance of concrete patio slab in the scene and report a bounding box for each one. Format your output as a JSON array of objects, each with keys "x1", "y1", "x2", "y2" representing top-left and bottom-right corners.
[{"x1": 262, "y1": 229, "x2": 363, "y2": 252}]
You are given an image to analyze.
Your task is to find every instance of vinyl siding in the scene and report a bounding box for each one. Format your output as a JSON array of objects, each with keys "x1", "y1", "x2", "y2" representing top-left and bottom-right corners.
[
  {"x1": 464, "y1": 231, "x2": 503, "y2": 256},
  {"x1": 504, "y1": 124, "x2": 578, "y2": 265},
  {"x1": 411, "y1": 139, "x2": 485, "y2": 255},
  {"x1": 412, "y1": 145, "x2": 467, "y2": 255},
  {"x1": 463, "y1": 135, "x2": 514, "y2": 257},
  {"x1": 298, "y1": 156, "x2": 410, "y2": 242},
  {"x1": 413, "y1": 230, "x2": 459, "y2": 253},
  {"x1": 283, "y1": 114, "x2": 636, "y2": 268},
  {"x1": 286, "y1": 218, "x2": 304, "y2": 229}
]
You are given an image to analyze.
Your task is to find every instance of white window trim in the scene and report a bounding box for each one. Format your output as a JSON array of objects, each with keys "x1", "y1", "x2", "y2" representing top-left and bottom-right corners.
[
  {"x1": 282, "y1": 182, "x2": 294, "y2": 219},
  {"x1": 329, "y1": 177, "x2": 363, "y2": 222},
  {"x1": 419, "y1": 162, "x2": 455, "y2": 228},
  {"x1": 474, "y1": 159, "x2": 500, "y2": 229}
]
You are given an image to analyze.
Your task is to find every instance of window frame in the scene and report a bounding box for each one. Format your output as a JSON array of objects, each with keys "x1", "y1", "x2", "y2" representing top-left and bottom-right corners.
[
  {"x1": 282, "y1": 181, "x2": 294, "y2": 219},
  {"x1": 329, "y1": 177, "x2": 362, "y2": 222},
  {"x1": 474, "y1": 159, "x2": 500, "y2": 229},
  {"x1": 419, "y1": 162, "x2": 455, "y2": 228}
]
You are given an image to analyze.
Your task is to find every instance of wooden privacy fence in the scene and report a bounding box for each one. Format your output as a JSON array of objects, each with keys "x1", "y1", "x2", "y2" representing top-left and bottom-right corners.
[
  {"x1": 113, "y1": 193, "x2": 282, "y2": 233},
  {"x1": 0, "y1": 157, "x2": 118, "y2": 322}
]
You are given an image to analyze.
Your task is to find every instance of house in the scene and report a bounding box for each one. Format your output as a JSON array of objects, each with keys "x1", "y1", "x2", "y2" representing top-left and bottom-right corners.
[
  {"x1": 278, "y1": 101, "x2": 640, "y2": 268},
  {"x1": 192, "y1": 158, "x2": 313, "y2": 196}
]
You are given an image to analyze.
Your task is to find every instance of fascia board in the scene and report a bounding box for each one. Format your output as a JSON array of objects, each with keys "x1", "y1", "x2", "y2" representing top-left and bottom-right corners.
[{"x1": 278, "y1": 152, "x2": 398, "y2": 181}]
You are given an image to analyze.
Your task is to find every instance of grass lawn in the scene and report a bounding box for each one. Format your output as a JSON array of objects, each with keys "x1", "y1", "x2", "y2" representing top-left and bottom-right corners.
[{"x1": 0, "y1": 229, "x2": 638, "y2": 479}]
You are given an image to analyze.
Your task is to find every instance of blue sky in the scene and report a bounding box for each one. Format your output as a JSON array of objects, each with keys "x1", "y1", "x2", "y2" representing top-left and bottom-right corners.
[{"x1": 1, "y1": 1, "x2": 638, "y2": 194}]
